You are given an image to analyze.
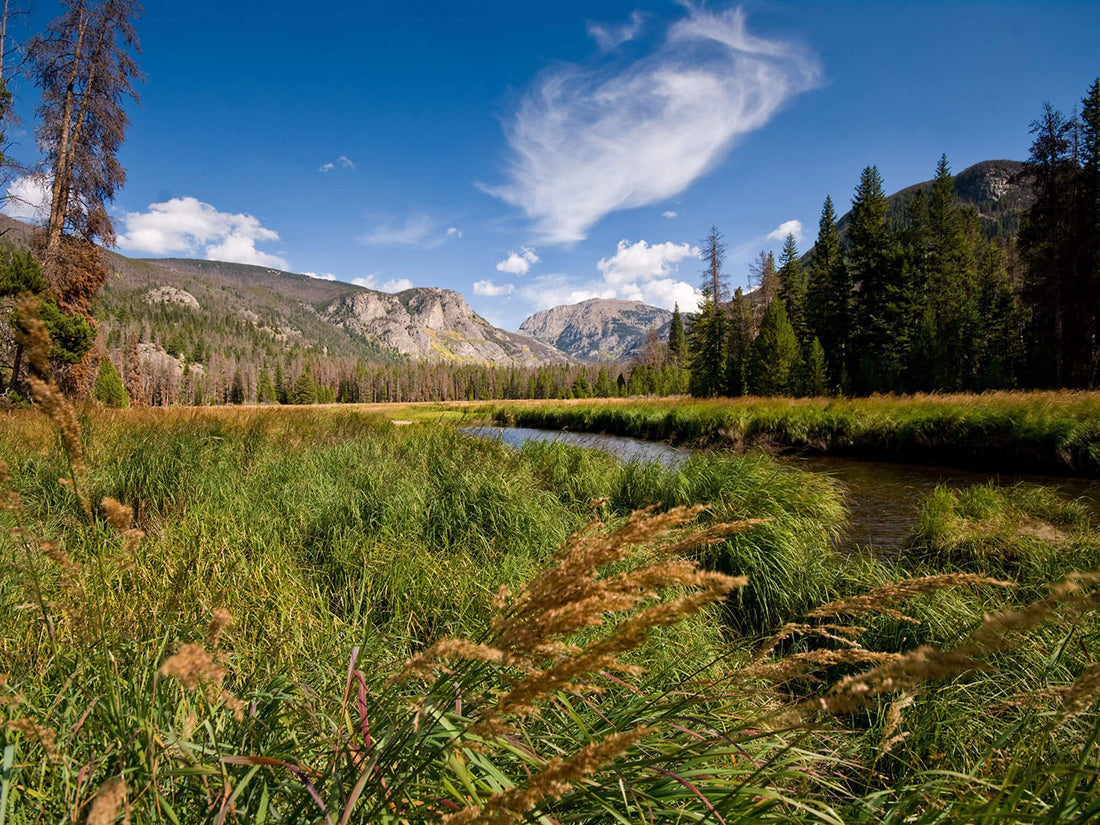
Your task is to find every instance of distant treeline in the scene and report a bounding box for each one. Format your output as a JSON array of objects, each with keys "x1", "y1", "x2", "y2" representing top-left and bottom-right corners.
[
  {"x1": 97, "y1": 341, "x2": 690, "y2": 407},
  {"x1": 687, "y1": 78, "x2": 1100, "y2": 398}
]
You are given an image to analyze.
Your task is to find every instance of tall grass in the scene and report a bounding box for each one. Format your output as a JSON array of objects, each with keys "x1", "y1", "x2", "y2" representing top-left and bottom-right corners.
[
  {"x1": 485, "y1": 392, "x2": 1100, "y2": 475},
  {"x1": 4, "y1": 381, "x2": 1100, "y2": 820}
]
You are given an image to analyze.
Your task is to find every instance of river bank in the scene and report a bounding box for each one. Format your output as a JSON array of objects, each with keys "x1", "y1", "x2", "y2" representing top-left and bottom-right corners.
[{"x1": 483, "y1": 392, "x2": 1100, "y2": 476}]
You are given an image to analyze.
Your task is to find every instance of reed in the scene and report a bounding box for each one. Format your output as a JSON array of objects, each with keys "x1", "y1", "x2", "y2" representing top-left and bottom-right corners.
[
  {"x1": 3, "y1": 327, "x2": 1100, "y2": 822},
  {"x1": 484, "y1": 392, "x2": 1100, "y2": 475}
]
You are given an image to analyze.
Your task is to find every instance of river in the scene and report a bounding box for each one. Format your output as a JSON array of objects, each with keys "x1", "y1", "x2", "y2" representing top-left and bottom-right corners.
[{"x1": 461, "y1": 425, "x2": 1100, "y2": 555}]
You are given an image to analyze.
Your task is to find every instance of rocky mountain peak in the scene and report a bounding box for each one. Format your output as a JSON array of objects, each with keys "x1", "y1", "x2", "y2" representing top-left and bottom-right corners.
[{"x1": 520, "y1": 298, "x2": 672, "y2": 362}]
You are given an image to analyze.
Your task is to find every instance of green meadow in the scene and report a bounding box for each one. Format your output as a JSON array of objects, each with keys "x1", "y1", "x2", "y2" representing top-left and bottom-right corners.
[{"x1": 2, "y1": 401, "x2": 1100, "y2": 822}]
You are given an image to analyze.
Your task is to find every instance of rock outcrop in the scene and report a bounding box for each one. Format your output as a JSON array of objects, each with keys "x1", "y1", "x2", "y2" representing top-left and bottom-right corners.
[
  {"x1": 520, "y1": 298, "x2": 672, "y2": 362},
  {"x1": 326, "y1": 287, "x2": 568, "y2": 365}
]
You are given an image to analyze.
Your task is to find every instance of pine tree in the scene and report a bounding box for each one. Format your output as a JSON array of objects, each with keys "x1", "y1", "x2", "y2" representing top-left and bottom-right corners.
[
  {"x1": 687, "y1": 227, "x2": 728, "y2": 396},
  {"x1": 292, "y1": 370, "x2": 318, "y2": 405},
  {"x1": 30, "y1": 0, "x2": 143, "y2": 268},
  {"x1": 230, "y1": 367, "x2": 245, "y2": 404},
  {"x1": 748, "y1": 250, "x2": 779, "y2": 310},
  {"x1": 91, "y1": 354, "x2": 128, "y2": 407},
  {"x1": 926, "y1": 155, "x2": 980, "y2": 390},
  {"x1": 848, "y1": 165, "x2": 902, "y2": 392},
  {"x1": 257, "y1": 368, "x2": 278, "y2": 404},
  {"x1": 748, "y1": 299, "x2": 802, "y2": 397},
  {"x1": 777, "y1": 233, "x2": 809, "y2": 346},
  {"x1": 594, "y1": 367, "x2": 614, "y2": 397},
  {"x1": 1080, "y1": 78, "x2": 1100, "y2": 384},
  {"x1": 804, "y1": 337, "x2": 827, "y2": 397},
  {"x1": 806, "y1": 196, "x2": 850, "y2": 388},
  {"x1": 724, "y1": 288, "x2": 754, "y2": 396},
  {"x1": 667, "y1": 303, "x2": 686, "y2": 359},
  {"x1": 1021, "y1": 103, "x2": 1077, "y2": 385}
]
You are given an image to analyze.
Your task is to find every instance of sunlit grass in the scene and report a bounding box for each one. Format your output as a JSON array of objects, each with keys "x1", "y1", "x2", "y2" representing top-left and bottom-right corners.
[{"x1": 3, "y1": 401, "x2": 1100, "y2": 822}]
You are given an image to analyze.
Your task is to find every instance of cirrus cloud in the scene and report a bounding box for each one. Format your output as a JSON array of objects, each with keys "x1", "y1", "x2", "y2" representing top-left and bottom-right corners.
[
  {"x1": 484, "y1": 4, "x2": 821, "y2": 243},
  {"x1": 361, "y1": 213, "x2": 461, "y2": 248},
  {"x1": 116, "y1": 197, "x2": 289, "y2": 269}
]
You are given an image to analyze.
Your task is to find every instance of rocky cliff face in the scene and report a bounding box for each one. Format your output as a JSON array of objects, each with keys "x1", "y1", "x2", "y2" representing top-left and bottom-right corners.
[
  {"x1": 520, "y1": 298, "x2": 672, "y2": 362},
  {"x1": 326, "y1": 287, "x2": 568, "y2": 365}
]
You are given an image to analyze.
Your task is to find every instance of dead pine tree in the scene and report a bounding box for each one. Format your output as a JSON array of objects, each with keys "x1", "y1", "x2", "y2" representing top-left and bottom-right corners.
[{"x1": 27, "y1": 0, "x2": 141, "y2": 393}]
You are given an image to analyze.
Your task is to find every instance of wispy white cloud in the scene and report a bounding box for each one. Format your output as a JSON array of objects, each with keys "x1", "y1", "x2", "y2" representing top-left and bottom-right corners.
[
  {"x1": 521, "y1": 238, "x2": 702, "y2": 312},
  {"x1": 495, "y1": 246, "x2": 540, "y2": 276},
  {"x1": 767, "y1": 219, "x2": 803, "y2": 242},
  {"x1": 1, "y1": 174, "x2": 51, "y2": 223},
  {"x1": 319, "y1": 155, "x2": 356, "y2": 173},
  {"x1": 587, "y1": 10, "x2": 645, "y2": 51},
  {"x1": 485, "y1": 4, "x2": 821, "y2": 243},
  {"x1": 663, "y1": 210, "x2": 677, "y2": 218},
  {"x1": 361, "y1": 213, "x2": 459, "y2": 248},
  {"x1": 303, "y1": 271, "x2": 337, "y2": 281},
  {"x1": 116, "y1": 197, "x2": 289, "y2": 269},
  {"x1": 352, "y1": 274, "x2": 414, "y2": 293},
  {"x1": 473, "y1": 279, "x2": 514, "y2": 297}
]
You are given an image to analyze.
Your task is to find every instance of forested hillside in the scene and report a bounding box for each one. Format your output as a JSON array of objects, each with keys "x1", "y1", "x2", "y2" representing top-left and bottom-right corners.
[{"x1": 686, "y1": 79, "x2": 1100, "y2": 398}]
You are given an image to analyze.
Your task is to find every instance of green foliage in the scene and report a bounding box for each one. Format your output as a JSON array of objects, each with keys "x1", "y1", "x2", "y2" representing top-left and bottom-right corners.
[
  {"x1": 687, "y1": 291, "x2": 725, "y2": 397},
  {"x1": 749, "y1": 299, "x2": 802, "y2": 396},
  {"x1": 904, "y1": 482, "x2": 1100, "y2": 588},
  {"x1": 491, "y1": 393, "x2": 1100, "y2": 476},
  {"x1": 0, "y1": 248, "x2": 47, "y2": 297},
  {"x1": 6, "y1": 405, "x2": 1100, "y2": 823},
  {"x1": 36, "y1": 293, "x2": 96, "y2": 365},
  {"x1": 667, "y1": 302, "x2": 686, "y2": 358},
  {"x1": 91, "y1": 356, "x2": 129, "y2": 407},
  {"x1": 805, "y1": 337, "x2": 828, "y2": 396},
  {"x1": 807, "y1": 196, "x2": 851, "y2": 387},
  {"x1": 778, "y1": 232, "x2": 808, "y2": 345}
]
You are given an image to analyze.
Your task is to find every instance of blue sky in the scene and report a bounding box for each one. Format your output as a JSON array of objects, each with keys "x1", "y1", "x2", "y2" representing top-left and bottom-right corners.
[{"x1": 4, "y1": 1, "x2": 1098, "y2": 329}]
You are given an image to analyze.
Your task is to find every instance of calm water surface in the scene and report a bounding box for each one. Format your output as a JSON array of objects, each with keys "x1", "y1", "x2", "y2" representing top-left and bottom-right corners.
[
  {"x1": 460, "y1": 426, "x2": 687, "y2": 467},
  {"x1": 462, "y1": 426, "x2": 1100, "y2": 555}
]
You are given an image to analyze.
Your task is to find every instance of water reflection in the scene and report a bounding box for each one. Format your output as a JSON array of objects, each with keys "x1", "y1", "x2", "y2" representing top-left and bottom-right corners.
[
  {"x1": 460, "y1": 426, "x2": 1100, "y2": 557},
  {"x1": 460, "y1": 426, "x2": 687, "y2": 468}
]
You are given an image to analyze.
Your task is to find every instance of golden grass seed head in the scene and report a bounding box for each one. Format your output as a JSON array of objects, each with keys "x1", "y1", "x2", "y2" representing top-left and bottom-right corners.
[{"x1": 86, "y1": 777, "x2": 130, "y2": 825}]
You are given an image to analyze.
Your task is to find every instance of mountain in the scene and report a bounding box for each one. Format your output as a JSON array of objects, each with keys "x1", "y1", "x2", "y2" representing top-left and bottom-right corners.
[
  {"x1": 0, "y1": 214, "x2": 571, "y2": 369},
  {"x1": 835, "y1": 159, "x2": 1031, "y2": 239},
  {"x1": 520, "y1": 298, "x2": 673, "y2": 362},
  {"x1": 325, "y1": 287, "x2": 566, "y2": 365}
]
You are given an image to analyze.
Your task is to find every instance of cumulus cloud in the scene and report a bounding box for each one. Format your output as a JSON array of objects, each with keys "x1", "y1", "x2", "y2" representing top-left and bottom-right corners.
[
  {"x1": 352, "y1": 274, "x2": 414, "y2": 293},
  {"x1": 521, "y1": 238, "x2": 703, "y2": 312},
  {"x1": 495, "y1": 247, "x2": 540, "y2": 276},
  {"x1": 319, "y1": 155, "x2": 356, "y2": 172},
  {"x1": 2, "y1": 174, "x2": 51, "y2": 223},
  {"x1": 361, "y1": 213, "x2": 458, "y2": 248},
  {"x1": 587, "y1": 10, "x2": 645, "y2": 51},
  {"x1": 116, "y1": 197, "x2": 289, "y2": 269},
  {"x1": 663, "y1": 210, "x2": 677, "y2": 218},
  {"x1": 484, "y1": 4, "x2": 821, "y2": 243},
  {"x1": 767, "y1": 219, "x2": 803, "y2": 242},
  {"x1": 303, "y1": 271, "x2": 337, "y2": 281},
  {"x1": 473, "y1": 279, "x2": 514, "y2": 297}
]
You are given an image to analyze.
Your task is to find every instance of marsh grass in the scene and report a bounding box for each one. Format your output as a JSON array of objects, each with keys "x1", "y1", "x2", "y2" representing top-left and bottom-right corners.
[
  {"x1": 485, "y1": 393, "x2": 1100, "y2": 475},
  {"x1": 4, "y1": 328, "x2": 1100, "y2": 822}
]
